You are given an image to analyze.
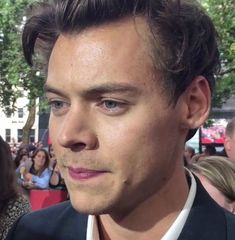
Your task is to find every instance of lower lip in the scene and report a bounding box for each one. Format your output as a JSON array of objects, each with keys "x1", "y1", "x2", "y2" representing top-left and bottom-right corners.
[{"x1": 68, "y1": 168, "x2": 107, "y2": 181}]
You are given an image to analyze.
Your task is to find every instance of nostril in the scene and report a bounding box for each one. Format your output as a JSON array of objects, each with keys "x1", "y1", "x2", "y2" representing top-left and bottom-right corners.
[
  {"x1": 70, "y1": 143, "x2": 87, "y2": 152},
  {"x1": 58, "y1": 130, "x2": 98, "y2": 151}
]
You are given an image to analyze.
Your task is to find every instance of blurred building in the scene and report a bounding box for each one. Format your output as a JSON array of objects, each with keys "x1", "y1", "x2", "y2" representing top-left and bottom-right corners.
[
  {"x1": 212, "y1": 96, "x2": 235, "y2": 119},
  {"x1": 0, "y1": 95, "x2": 39, "y2": 145}
]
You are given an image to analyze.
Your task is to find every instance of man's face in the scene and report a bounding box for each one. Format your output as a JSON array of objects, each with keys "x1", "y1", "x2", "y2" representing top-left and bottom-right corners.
[
  {"x1": 46, "y1": 18, "x2": 187, "y2": 216},
  {"x1": 225, "y1": 131, "x2": 235, "y2": 161}
]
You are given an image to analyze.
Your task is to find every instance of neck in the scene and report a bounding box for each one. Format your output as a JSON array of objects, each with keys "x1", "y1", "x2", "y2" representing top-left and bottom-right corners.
[
  {"x1": 99, "y1": 167, "x2": 189, "y2": 240},
  {"x1": 34, "y1": 165, "x2": 40, "y2": 171},
  {"x1": 33, "y1": 165, "x2": 43, "y2": 175}
]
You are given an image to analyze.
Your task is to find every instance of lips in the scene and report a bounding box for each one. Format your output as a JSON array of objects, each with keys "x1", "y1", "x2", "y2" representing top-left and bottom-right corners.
[{"x1": 68, "y1": 167, "x2": 108, "y2": 181}]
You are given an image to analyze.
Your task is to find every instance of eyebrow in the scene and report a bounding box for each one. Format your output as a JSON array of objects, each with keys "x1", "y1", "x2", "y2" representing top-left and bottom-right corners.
[
  {"x1": 44, "y1": 83, "x2": 140, "y2": 98},
  {"x1": 44, "y1": 84, "x2": 68, "y2": 98}
]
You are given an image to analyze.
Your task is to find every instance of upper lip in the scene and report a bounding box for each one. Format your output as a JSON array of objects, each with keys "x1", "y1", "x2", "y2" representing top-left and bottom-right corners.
[{"x1": 68, "y1": 167, "x2": 109, "y2": 173}]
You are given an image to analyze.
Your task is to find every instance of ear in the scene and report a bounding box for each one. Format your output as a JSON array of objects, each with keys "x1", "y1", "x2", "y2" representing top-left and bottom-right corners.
[
  {"x1": 224, "y1": 136, "x2": 231, "y2": 151},
  {"x1": 180, "y1": 76, "x2": 211, "y2": 130}
]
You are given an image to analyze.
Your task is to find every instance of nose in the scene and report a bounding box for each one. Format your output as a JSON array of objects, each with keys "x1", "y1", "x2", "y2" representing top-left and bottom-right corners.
[{"x1": 56, "y1": 108, "x2": 98, "y2": 151}]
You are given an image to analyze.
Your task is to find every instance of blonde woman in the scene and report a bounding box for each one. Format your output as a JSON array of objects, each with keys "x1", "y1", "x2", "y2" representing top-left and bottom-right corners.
[{"x1": 190, "y1": 156, "x2": 235, "y2": 213}]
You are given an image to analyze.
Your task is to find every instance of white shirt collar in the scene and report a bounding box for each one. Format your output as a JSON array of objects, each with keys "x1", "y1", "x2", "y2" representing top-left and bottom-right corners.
[
  {"x1": 86, "y1": 170, "x2": 196, "y2": 240},
  {"x1": 86, "y1": 214, "x2": 99, "y2": 240},
  {"x1": 161, "y1": 169, "x2": 196, "y2": 240}
]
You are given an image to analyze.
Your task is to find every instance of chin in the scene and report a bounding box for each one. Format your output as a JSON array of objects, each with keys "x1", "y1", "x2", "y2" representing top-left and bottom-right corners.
[
  {"x1": 69, "y1": 195, "x2": 111, "y2": 215},
  {"x1": 65, "y1": 180, "x2": 127, "y2": 216},
  {"x1": 70, "y1": 193, "x2": 113, "y2": 215}
]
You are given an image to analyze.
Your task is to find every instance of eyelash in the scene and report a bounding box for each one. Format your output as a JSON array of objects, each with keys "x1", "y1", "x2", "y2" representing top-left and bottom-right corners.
[
  {"x1": 102, "y1": 100, "x2": 121, "y2": 109},
  {"x1": 47, "y1": 98, "x2": 127, "y2": 116},
  {"x1": 98, "y1": 99, "x2": 127, "y2": 115}
]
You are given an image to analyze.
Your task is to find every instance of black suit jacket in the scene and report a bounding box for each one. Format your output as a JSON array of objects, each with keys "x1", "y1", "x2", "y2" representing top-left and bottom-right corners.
[{"x1": 6, "y1": 178, "x2": 235, "y2": 240}]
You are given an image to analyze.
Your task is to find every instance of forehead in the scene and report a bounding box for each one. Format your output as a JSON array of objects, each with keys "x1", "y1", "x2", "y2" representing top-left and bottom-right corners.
[
  {"x1": 36, "y1": 151, "x2": 45, "y2": 157},
  {"x1": 47, "y1": 17, "x2": 159, "y2": 91},
  {"x1": 53, "y1": 17, "x2": 151, "y2": 56}
]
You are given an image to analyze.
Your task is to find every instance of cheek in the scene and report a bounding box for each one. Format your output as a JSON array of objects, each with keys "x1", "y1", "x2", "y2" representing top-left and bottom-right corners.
[
  {"x1": 49, "y1": 117, "x2": 66, "y2": 156},
  {"x1": 100, "y1": 113, "x2": 178, "y2": 180},
  {"x1": 49, "y1": 116, "x2": 59, "y2": 144},
  {"x1": 105, "y1": 111, "x2": 177, "y2": 155},
  {"x1": 57, "y1": 160, "x2": 64, "y2": 171},
  {"x1": 37, "y1": 158, "x2": 45, "y2": 166}
]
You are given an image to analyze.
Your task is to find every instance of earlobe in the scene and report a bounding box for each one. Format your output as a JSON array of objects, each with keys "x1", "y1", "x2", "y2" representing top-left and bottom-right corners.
[{"x1": 182, "y1": 76, "x2": 211, "y2": 129}]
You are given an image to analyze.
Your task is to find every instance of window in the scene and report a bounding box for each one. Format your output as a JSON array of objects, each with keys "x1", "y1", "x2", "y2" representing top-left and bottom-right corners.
[
  {"x1": 17, "y1": 129, "x2": 23, "y2": 142},
  {"x1": 18, "y1": 108, "x2": 23, "y2": 118},
  {"x1": 5, "y1": 129, "x2": 11, "y2": 142},
  {"x1": 29, "y1": 129, "x2": 35, "y2": 143},
  {"x1": 5, "y1": 107, "x2": 11, "y2": 118}
]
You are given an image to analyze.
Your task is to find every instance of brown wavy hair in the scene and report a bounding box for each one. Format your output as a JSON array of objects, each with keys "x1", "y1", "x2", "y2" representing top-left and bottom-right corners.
[
  {"x1": 22, "y1": 0, "x2": 220, "y2": 139},
  {"x1": 0, "y1": 136, "x2": 18, "y2": 212}
]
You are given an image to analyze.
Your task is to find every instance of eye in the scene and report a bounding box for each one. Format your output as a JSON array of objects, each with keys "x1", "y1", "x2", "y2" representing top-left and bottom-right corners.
[
  {"x1": 99, "y1": 99, "x2": 127, "y2": 115},
  {"x1": 49, "y1": 100, "x2": 62, "y2": 108},
  {"x1": 103, "y1": 100, "x2": 119, "y2": 109},
  {"x1": 48, "y1": 100, "x2": 70, "y2": 116}
]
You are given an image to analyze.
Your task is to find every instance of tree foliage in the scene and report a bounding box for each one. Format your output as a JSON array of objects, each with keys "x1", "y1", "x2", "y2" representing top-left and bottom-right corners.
[
  {"x1": 202, "y1": 0, "x2": 235, "y2": 107},
  {"x1": 0, "y1": 0, "x2": 44, "y2": 112},
  {"x1": 0, "y1": 0, "x2": 45, "y2": 143}
]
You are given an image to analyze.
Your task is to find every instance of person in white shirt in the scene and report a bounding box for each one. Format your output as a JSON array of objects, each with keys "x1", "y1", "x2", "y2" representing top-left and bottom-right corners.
[{"x1": 6, "y1": 0, "x2": 235, "y2": 239}]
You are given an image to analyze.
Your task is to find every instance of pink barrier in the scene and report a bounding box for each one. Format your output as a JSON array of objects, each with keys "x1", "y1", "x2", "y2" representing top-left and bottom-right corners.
[{"x1": 29, "y1": 189, "x2": 68, "y2": 211}]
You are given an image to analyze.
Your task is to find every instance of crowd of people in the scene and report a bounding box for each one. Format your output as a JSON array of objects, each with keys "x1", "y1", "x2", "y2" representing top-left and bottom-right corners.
[
  {"x1": 13, "y1": 142, "x2": 66, "y2": 194},
  {"x1": 185, "y1": 118, "x2": 235, "y2": 165},
  {"x1": 0, "y1": 138, "x2": 68, "y2": 239},
  {"x1": 184, "y1": 118, "x2": 235, "y2": 215}
]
